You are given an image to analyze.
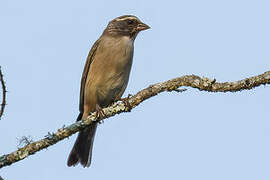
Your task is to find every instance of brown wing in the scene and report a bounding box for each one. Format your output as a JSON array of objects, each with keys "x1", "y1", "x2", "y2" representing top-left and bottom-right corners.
[{"x1": 79, "y1": 39, "x2": 101, "y2": 114}]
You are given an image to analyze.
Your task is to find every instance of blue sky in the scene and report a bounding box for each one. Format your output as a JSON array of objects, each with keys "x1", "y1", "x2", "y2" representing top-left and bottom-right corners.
[{"x1": 0, "y1": 0, "x2": 270, "y2": 179}]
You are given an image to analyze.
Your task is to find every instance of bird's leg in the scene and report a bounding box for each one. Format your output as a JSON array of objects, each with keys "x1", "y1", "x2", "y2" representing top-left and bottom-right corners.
[
  {"x1": 120, "y1": 94, "x2": 132, "y2": 112},
  {"x1": 95, "y1": 104, "x2": 106, "y2": 124}
]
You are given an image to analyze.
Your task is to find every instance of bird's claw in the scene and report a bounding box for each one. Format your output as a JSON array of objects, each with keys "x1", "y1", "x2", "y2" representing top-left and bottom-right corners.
[
  {"x1": 95, "y1": 104, "x2": 106, "y2": 122},
  {"x1": 121, "y1": 94, "x2": 132, "y2": 112}
]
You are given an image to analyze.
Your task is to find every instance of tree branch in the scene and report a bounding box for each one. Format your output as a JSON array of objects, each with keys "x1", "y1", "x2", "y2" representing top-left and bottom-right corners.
[
  {"x1": 0, "y1": 66, "x2": 7, "y2": 119},
  {"x1": 0, "y1": 71, "x2": 270, "y2": 169}
]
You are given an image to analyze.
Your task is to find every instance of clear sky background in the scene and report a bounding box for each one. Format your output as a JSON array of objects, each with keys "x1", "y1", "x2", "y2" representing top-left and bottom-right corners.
[{"x1": 0, "y1": 0, "x2": 270, "y2": 179}]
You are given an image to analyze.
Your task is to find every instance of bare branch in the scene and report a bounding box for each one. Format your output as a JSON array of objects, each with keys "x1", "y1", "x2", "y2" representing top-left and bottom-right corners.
[
  {"x1": 0, "y1": 66, "x2": 7, "y2": 119},
  {"x1": 0, "y1": 71, "x2": 269, "y2": 169}
]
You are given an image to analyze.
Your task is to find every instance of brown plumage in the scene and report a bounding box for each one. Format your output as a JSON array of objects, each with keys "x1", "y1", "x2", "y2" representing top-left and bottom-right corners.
[{"x1": 67, "y1": 15, "x2": 150, "y2": 167}]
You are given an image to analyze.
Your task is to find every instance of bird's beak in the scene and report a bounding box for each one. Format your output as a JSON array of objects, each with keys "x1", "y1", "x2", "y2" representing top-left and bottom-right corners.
[{"x1": 136, "y1": 22, "x2": 150, "y2": 31}]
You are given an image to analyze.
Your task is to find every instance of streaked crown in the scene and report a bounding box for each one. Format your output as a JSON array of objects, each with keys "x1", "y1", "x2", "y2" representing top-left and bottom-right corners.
[{"x1": 103, "y1": 15, "x2": 150, "y2": 38}]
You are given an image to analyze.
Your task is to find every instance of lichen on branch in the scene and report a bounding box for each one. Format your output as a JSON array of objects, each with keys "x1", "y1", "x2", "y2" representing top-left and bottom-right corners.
[{"x1": 0, "y1": 71, "x2": 269, "y2": 169}]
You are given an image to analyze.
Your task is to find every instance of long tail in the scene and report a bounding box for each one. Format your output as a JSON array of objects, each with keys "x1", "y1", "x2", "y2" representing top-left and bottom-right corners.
[{"x1": 67, "y1": 113, "x2": 98, "y2": 167}]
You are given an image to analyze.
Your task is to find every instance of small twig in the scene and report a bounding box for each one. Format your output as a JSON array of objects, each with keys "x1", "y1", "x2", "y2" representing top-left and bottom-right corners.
[
  {"x1": 17, "y1": 136, "x2": 34, "y2": 148},
  {"x1": 0, "y1": 66, "x2": 7, "y2": 119},
  {"x1": 172, "y1": 88, "x2": 188, "y2": 93}
]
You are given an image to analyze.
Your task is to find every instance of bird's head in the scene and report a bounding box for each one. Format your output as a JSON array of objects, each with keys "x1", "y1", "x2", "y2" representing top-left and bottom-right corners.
[{"x1": 104, "y1": 15, "x2": 150, "y2": 39}]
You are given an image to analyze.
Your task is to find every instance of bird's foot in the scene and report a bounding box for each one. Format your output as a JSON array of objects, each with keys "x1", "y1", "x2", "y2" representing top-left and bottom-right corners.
[
  {"x1": 120, "y1": 94, "x2": 132, "y2": 112},
  {"x1": 95, "y1": 104, "x2": 106, "y2": 124}
]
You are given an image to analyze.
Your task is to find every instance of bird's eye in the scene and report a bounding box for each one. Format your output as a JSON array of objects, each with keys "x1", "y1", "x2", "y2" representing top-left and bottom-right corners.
[{"x1": 127, "y1": 19, "x2": 134, "y2": 25}]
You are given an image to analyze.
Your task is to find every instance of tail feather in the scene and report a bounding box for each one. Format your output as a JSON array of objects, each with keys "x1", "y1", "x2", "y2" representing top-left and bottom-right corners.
[{"x1": 67, "y1": 114, "x2": 98, "y2": 167}]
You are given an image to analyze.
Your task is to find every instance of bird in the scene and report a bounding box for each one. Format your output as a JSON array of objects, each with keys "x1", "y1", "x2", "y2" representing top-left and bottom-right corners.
[{"x1": 67, "y1": 15, "x2": 150, "y2": 167}]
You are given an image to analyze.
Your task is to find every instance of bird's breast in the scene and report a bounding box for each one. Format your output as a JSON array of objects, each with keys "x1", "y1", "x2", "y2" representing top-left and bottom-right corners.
[
  {"x1": 86, "y1": 36, "x2": 135, "y2": 104},
  {"x1": 98, "y1": 36, "x2": 134, "y2": 73}
]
